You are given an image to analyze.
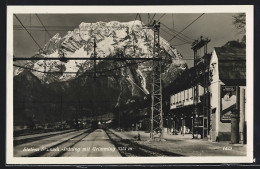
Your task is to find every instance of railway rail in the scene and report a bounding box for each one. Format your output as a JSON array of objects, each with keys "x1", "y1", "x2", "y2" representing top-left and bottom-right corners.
[
  {"x1": 14, "y1": 129, "x2": 77, "y2": 146},
  {"x1": 105, "y1": 129, "x2": 181, "y2": 157},
  {"x1": 14, "y1": 128, "x2": 181, "y2": 157},
  {"x1": 14, "y1": 129, "x2": 92, "y2": 157}
]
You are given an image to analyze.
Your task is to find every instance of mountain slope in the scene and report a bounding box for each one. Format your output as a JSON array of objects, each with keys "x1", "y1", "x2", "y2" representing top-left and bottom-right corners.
[{"x1": 13, "y1": 20, "x2": 187, "y2": 125}]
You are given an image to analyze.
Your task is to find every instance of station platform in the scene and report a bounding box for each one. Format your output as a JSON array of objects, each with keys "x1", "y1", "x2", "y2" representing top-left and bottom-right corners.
[{"x1": 109, "y1": 129, "x2": 247, "y2": 156}]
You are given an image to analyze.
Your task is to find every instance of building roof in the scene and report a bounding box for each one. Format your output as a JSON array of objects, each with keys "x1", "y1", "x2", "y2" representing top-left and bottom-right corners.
[
  {"x1": 214, "y1": 46, "x2": 246, "y2": 61},
  {"x1": 214, "y1": 43, "x2": 246, "y2": 85},
  {"x1": 163, "y1": 41, "x2": 246, "y2": 97},
  {"x1": 163, "y1": 61, "x2": 207, "y2": 98}
]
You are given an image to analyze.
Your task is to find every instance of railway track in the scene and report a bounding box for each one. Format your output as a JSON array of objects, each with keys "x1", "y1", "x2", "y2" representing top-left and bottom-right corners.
[
  {"x1": 14, "y1": 129, "x2": 92, "y2": 157},
  {"x1": 14, "y1": 129, "x2": 77, "y2": 146},
  {"x1": 14, "y1": 128, "x2": 182, "y2": 157},
  {"x1": 30, "y1": 129, "x2": 94, "y2": 157},
  {"x1": 105, "y1": 129, "x2": 177, "y2": 157}
]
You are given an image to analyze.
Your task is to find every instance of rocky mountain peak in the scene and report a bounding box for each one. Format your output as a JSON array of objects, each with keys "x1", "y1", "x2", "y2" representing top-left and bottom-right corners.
[
  {"x1": 15, "y1": 20, "x2": 185, "y2": 82},
  {"x1": 14, "y1": 20, "x2": 187, "y2": 124}
]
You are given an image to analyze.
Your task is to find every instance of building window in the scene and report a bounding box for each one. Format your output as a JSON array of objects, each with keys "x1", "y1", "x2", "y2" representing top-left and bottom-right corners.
[
  {"x1": 199, "y1": 85, "x2": 204, "y2": 96},
  {"x1": 175, "y1": 94, "x2": 178, "y2": 104},
  {"x1": 186, "y1": 89, "x2": 189, "y2": 101},
  {"x1": 190, "y1": 88, "x2": 193, "y2": 100}
]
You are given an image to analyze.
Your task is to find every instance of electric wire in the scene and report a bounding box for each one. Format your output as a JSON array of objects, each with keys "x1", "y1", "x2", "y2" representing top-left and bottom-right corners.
[
  {"x1": 172, "y1": 13, "x2": 174, "y2": 31},
  {"x1": 29, "y1": 14, "x2": 31, "y2": 34},
  {"x1": 157, "y1": 13, "x2": 166, "y2": 23},
  {"x1": 13, "y1": 59, "x2": 149, "y2": 75},
  {"x1": 149, "y1": 13, "x2": 156, "y2": 25},
  {"x1": 161, "y1": 22, "x2": 195, "y2": 41},
  {"x1": 13, "y1": 13, "x2": 197, "y2": 77},
  {"x1": 160, "y1": 27, "x2": 192, "y2": 44},
  {"x1": 35, "y1": 14, "x2": 52, "y2": 38},
  {"x1": 148, "y1": 13, "x2": 151, "y2": 24},
  {"x1": 13, "y1": 63, "x2": 93, "y2": 75},
  {"x1": 130, "y1": 13, "x2": 139, "y2": 32},
  {"x1": 14, "y1": 64, "x2": 45, "y2": 73},
  {"x1": 167, "y1": 13, "x2": 205, "y2": 43},
  {"x1": 96, "y1": 60, "x2": 148, "y2": 74},
  {"x1": 138, "y1": 13, "x2": 143, "y2": 24},
  {"x1": 14, "y1": 14, "x2": 42, "y2": 49},
  {"x1": 172, "y1": 42, "x2": 191, "y2": 46}
]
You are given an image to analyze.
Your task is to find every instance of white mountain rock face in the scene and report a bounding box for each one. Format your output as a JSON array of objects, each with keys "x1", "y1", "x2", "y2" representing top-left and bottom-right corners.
[{"x1": 14, "y1": 20, "x2": 186, "y2": 95}]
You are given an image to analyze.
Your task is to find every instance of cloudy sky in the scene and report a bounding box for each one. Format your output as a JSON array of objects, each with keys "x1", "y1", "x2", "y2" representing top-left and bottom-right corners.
[{"x1": 13, "y1": 13, "x2": 243, "y2": 68}]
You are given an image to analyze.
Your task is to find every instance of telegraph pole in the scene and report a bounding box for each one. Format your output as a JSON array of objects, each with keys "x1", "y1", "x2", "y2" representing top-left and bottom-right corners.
[
  {"x1": 60, "y1": 94, "x2": 63, "y2": 129},
  {"x1": 93, "y1": 38, "x2": 97, "y2": 80},
  {"x1": 93, "y1": 39, "x2": 97, "y2": 123}
]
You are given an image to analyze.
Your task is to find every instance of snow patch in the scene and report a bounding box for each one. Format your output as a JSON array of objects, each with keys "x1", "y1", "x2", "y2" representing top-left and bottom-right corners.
[
  {"x1": 115, "y1": 29, "x2": 127, "y2": 39},
  {"x1": 136, "y1": 69, "x2": 149, "y2": 94},
  {"x1": 97, "y1": 36, "x2": 114, "y2": 57}
]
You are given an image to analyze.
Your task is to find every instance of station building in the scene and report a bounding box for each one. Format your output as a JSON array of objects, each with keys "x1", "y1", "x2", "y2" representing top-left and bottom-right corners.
[{"x1": 167, "y1": 41, "x2": 246, "y2": 142}]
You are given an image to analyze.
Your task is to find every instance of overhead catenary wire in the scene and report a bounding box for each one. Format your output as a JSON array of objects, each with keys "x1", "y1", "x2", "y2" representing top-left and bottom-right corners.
[
  {"x1": 14, "y1": 64, "x2": 45, "y2": 73},
  {"x1": 160, "y1": 28, "x2": 191, "y2": 43},
  {"x1": 13, "y1": 63, "x2": 93, "y2": 75},
  {"x1": 130, "y1": 13, "x2": 145, "y2": 56},
  {"x1": 172, "y1": 13, "x2": 174, "y2": 30},
  {"x1": 157, "y1": 13, "x2": 166, "y2": 23},
  {"x1": 160, "y1": 27, "x2": 193, "y2": 44},
  {"x1": 13, "y1": 25, "x2": 76, "y2": 29},
  {"x1": 13, "y1": 13, "x2": 199, "y2": 78},
  {"x1": 171, "y1": 42, "x2": 191, "y2": 47},
  {"x1": 149, "y1": 13, "x2": 156, "y2": 25},
  {"x1": 16, "y1": 100, "x2": 119, "y2": 104},
  {"x1": 130, "y1": 13, "x2": 139, "y2": 32},
  {"x1": 132, "y1": 14, "x2": 192, "y2": 61},
  {"x1": 138, "y1": 14, "x2": 143, "y2": 24},
  {"x1": 14, "y1": 28, "x2": 75, "y2": 32},
  {"x1": 30, "y1": 14, "x2": 31, "y2": 34},
  {"x1": 14, "y1": 14, "x2": 42, "y2": 49},
  {"x1": 14, "y1": 14, "x2": 194, "y2": 42},
  {"x1": 166, "y1": 14, "x2": 195, "y2": 41},
  {"x1": 161, "y1": 22, "x2": 195, "y2": 41},
  {"x1": 13, "y1": 59, "x2": 149, "y2": 75},
  {"x1": 167, "y1": 13, "x2": 205, "y2": 43},
  {"x1": 35, "y1": 14, "x2": 52, "y2": 38},
  {"x1": 98, "y1": 60, "x2": 148, "y2": 74},
  {"x1": 133, "y1": 13, "x2": 158, "y2": 56},
  {"x1": 148, "y1": 13, "x2": 151, "y2": 24}
]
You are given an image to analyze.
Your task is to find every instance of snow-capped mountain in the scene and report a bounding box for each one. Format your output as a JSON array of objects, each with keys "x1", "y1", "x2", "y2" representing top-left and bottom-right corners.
[
  {"x1": 14, "y1": 20, "x2": 185, "y2": 84},
  {"x1": 13, "y1": 20, "x2": 187, "y2": 125}
]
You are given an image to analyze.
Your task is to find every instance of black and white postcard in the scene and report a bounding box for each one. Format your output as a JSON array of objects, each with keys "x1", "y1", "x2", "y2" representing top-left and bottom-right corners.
[{"x1": 6, "y1": 5, "x2": 254, "y2": 164}]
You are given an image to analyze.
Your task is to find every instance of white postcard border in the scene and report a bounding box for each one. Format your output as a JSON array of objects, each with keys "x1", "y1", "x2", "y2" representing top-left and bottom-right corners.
[{"x1": 6, "y1": 5, "x2": 254, "y2": 164}]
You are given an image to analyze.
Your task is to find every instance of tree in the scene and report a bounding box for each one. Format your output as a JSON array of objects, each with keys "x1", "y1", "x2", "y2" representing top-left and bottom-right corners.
[
  {"x1": 233, "y1": 13, "x2": 246, "y2": 34},
  {"x1": 232, "y1": 13, "x2": 246, "y2": 43}
]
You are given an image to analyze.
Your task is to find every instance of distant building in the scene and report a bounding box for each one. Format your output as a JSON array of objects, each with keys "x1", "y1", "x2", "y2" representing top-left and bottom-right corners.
[
  {"x1": 167, "y1": 41, "x2": 246, "y2": 142},
  {"x1": 165, "y1": 61, "x2": 207, "y2": 138}
]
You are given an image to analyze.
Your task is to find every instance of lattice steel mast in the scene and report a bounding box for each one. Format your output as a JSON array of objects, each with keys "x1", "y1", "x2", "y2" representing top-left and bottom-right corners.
[
  {"x1": 191, "y1": 36, "x2": 210, "y2": 139},
  {"x1": 149, "y1": 20, "x2": 163, "y2": 140}
]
